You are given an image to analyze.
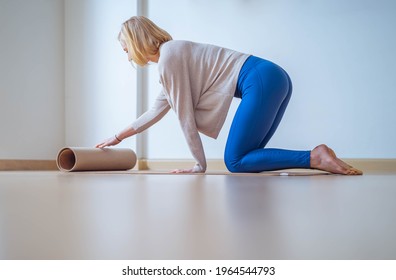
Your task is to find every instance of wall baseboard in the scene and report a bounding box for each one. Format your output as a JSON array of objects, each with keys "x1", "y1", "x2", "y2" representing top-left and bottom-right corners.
[
  {"x1": 0, "y1": 160, "x2": 58, "y2": 171},
  {"x1": 1, "y1": 159, "x2": 396, "y2": 172}
]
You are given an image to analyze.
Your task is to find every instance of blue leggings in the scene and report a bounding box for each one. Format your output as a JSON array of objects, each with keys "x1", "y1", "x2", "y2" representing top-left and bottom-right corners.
[{"x1": 224, "y1": 56, "x2": 311, "y2": 172}]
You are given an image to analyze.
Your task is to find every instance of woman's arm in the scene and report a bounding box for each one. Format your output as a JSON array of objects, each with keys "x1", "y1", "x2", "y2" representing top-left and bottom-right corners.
[
  {"x1": 171, "y1": 124, "x2": 207, "y2": 173},
  {"x1": 159, "y1": 71, "x2": 207, "y2": 173},
  {"x1": 95, "y1": 91, "x2": 170, "y2": 148},
  {"x1": 95, "y1": 126, "x2": 137, "y2": 148}
]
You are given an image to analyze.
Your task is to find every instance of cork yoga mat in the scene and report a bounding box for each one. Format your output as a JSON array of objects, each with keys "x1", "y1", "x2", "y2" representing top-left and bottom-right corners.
[
  {"x1": 78, "y1": 169, "x2": 330, "y2": 176},
  {"x1": 56, "y1": 147, "x2": 137, "y2": 172}
]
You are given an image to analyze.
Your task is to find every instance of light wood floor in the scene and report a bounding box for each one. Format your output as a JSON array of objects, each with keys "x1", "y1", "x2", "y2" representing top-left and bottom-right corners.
[{"x1": 0, "y1": 170, "x2": 395, "y2": 260}]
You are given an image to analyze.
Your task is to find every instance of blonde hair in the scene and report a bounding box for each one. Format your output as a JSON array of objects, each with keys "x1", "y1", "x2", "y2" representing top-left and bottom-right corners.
[{"x1": 118, "y1": 16, "x2": 172, "y2": 66}]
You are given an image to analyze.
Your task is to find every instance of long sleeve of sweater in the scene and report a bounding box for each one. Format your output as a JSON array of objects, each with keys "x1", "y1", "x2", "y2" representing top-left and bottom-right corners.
[{"x1": 130, "y1": 91, "x2": 171, "y2": 133}]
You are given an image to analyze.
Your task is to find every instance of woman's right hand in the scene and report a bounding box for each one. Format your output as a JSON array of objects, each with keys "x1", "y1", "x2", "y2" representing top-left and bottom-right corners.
[{"x1": 95, "y1": 135, "x2": 122, "y2": 149}]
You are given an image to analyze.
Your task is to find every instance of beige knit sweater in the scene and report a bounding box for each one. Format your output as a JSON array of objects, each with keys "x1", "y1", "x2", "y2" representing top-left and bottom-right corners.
[{"x1": 131, "y1": 40, "x2": 249, "y2": 172}]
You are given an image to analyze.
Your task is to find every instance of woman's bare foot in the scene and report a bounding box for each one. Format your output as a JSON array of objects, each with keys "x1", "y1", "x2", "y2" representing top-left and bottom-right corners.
[{"x1": 310, "y1": 144, "x2": 363, "y2": 175}]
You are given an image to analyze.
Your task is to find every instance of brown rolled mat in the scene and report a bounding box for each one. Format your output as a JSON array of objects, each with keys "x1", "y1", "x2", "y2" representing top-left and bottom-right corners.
[{"x1": 56, "y1": 147, "x2": 137, "y2": 172}]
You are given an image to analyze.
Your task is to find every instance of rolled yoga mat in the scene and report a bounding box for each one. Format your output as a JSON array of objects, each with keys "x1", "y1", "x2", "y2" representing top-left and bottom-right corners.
[{"x1": 56, "y1": 147, "x2": 137, "y2": 172}]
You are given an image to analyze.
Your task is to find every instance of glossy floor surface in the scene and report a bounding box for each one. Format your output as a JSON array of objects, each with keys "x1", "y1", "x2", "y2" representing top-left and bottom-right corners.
[{"x1": 0, "y1": 171, "x2": 395, "y2": 260}]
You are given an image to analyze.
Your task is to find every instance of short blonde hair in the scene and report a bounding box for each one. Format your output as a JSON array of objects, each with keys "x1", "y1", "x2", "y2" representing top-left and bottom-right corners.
[{"x1": 118, "y1": 16, "x2": 172, "y2": 66}]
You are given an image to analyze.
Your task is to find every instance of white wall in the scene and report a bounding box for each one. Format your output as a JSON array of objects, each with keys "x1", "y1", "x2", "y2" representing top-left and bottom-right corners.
[
  {"x1": 0, "y1": 0, "x2": 64, "y2": 159},
  {"x1": 1, "y1": 0, "x2": 395, "y2": 162},
  {"x1": 65, "y1": 0, "x2": 137, "y2": 149},
  {"x1": 144, "y1": 0, "x2": 396, "y2": 160}
]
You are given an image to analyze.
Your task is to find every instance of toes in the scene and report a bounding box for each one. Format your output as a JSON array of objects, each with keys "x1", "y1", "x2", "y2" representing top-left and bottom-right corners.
[
  {"x1": 350, "y1": 168, "x2": 363, "y2": 175},
  {"x1": 343, "y1": 166, "x2": 364, "y2": 175}
]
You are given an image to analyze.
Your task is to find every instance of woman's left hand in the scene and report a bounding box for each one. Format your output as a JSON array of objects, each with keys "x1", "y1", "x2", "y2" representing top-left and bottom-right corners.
[
  {"x1": 171, "y1": 168, "x2": 194, "y2": 173},
  {"x1": 171, "y1": 163, "x2": 205, "y2": 174}
]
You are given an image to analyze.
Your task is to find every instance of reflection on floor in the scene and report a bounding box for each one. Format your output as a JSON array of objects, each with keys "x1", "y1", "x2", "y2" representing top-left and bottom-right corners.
[{"x1": 0, "y1": 170, "x2": 395, "y2": 260}]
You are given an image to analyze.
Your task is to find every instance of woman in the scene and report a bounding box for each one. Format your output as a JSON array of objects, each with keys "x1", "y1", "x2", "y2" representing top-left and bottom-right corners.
[{"x1": 96, "y1": 16, "x2": 362, "y2": 175}]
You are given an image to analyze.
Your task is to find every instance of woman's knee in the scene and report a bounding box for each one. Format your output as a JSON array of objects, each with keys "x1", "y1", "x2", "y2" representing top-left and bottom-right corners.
[{"x1": 224, "y1": 154, "x2": 245, "y2": 173}]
